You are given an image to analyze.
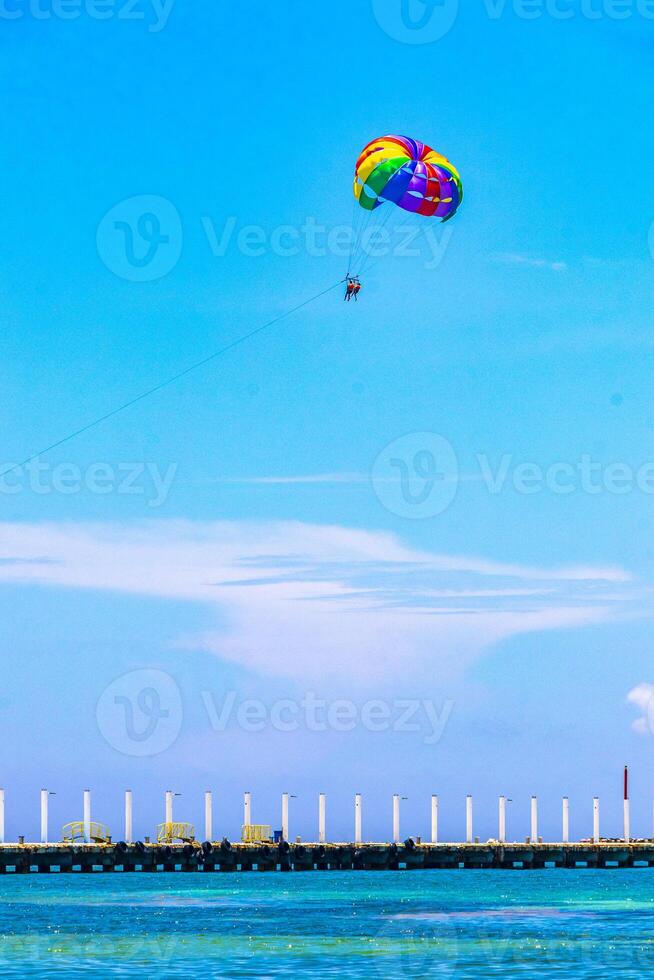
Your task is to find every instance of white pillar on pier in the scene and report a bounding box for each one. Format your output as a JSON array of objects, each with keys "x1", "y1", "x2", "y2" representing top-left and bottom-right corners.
[
  {"x1": 165, "y1": 790, "x2": 173, "y2": 826},
  {"x1": 562, "y1": 797, "x2": 570, "y2": 844},
  {"x1": 40, "y1": 789, "x2": 49, "y2": 844},
  {"x1": 498, "y1": 796, "x2": 507, "y2": 843},
  {"x1": 593, "y1": 797, "x2": 600, "y2": 844},
  {"x1": 531, "y1": 796, "x2": 538, "y2": 843},
  {"x1": 624, "y1": 799, "x2": 630, "y2": 844},
  {"x1": 319, "y1": 793, "x2": 326, "y2": 844},
  {"x1": 244, "y1": 791, "x2": 252, "y2": 827},
  {"x1": 431, "y1": 795, "x2": 439, "y2": 844},
  {"x1": 392, "y1": 795, "x2": 400, "y2": 844},
  {"x1": 125, "y1": 790, "x2": 133, "y2": 843},
  {"x1": 205, "y1": 791, "x2": 213, "y2": 842},
  {"x1": 624, "y1": 800, "x2": 631, "y2": 844},
  {"x1": 83, "y1": 790, "x2": 92, "y2": 844},
  {"x1": 623, "y1": 763, "x2": 630, "y2": 845},
  {"x1": 282, "y1": 793, "x2": 289, "y2": 841},
  {"x1": 466, "y1": 795, "x2": 473, "y2": 844},
  {"x1": 354, "y1": 793, "x2": 362, "y2": 844},
  {"x1": 82, "y1": 789, "x2": 91, "y2": 844}
]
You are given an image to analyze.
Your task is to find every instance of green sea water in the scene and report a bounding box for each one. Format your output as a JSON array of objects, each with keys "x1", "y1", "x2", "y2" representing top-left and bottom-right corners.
[{"x1": 1, "y1": 870, "x2": 654, "y2": 978}]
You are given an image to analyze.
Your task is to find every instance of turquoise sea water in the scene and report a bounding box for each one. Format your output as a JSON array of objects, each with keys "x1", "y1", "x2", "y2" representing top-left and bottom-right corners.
[{"x1": 1, "y1": 870, "x2": 654, "y2": 978}]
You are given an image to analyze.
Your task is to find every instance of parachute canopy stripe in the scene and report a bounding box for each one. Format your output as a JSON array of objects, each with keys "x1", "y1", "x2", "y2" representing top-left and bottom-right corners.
[{"x1": 353, "y1": 135, "x2": 463, "y2": 222}]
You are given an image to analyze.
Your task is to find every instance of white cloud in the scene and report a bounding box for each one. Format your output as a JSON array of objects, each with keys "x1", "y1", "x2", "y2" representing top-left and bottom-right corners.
[
  {"x1": 627, "y1": 683, "x2": 654, "y2": 735},
  {"x1": 0, "y1": 520, "x2": 641, "y2": 683},
  {"x1": 201, "y1": 473, "x2": 369, "y2": 486},
  {"x1": 490, "y1": 252, "x2": 568, "y2": 272},
  {"x1": 198, "y1": 472, "x2": 469, "y2": 487}
]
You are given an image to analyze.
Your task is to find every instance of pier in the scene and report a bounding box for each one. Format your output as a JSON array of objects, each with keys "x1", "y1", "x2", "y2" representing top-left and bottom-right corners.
[
  {"x1": 1, "y1": 782, "x2": 653, "y2": 873},
  {"x1": 3, "y1": 840, "x2": 654, "y2": 873}
]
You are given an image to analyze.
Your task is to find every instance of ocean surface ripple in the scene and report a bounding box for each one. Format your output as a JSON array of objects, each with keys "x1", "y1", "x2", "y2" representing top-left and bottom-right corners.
[{"x1": 1, "y1": 869, "x2": 653, "y2": 978}]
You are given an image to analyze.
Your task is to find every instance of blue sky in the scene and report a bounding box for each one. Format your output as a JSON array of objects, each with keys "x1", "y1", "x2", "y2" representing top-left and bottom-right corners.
[{"x1": 0, "y1": 1, "x2": 653, "y2": 844}]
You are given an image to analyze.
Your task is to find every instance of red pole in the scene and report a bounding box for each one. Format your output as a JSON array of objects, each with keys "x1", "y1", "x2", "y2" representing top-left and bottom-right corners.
[{"x1": 624, "y1": 765, "x2": 629, "y2": 801}]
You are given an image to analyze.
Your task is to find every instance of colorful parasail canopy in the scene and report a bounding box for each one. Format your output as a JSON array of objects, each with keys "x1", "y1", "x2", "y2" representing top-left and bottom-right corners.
[{"x1": 354, "y1": 135, "x2": 463, "y2": 221}]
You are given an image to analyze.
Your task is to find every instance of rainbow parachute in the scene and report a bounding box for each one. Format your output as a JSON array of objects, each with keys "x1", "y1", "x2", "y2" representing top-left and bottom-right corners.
[{"x1": 354, "y1": 135, "x2": 463, "y2": 222}]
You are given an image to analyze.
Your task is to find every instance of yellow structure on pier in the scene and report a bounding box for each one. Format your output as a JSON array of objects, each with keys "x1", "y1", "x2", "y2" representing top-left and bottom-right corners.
[
  {"x1": 62, "y1": 821, "x2": 111, "y2": 844},
  {"x1": 241, "y1": 824, "x2": 273, "y2": 843},
  {"x1": 157, "y1": 822, "x2": 195, "y2": 843}
]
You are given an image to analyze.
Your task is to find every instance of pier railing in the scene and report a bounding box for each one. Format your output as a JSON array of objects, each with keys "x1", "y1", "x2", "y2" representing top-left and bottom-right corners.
[
  {"x1": 156, "y1": 822, "x2": 195, "y2": 843},
  {"x1": 62, "y1": 822, "x2": 111, "y2": 844}
]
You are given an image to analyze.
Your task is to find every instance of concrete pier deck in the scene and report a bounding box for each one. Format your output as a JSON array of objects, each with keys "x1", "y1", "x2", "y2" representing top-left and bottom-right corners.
[{"x1": 2, "y1": 840, "x2": 654, "y2": 873}]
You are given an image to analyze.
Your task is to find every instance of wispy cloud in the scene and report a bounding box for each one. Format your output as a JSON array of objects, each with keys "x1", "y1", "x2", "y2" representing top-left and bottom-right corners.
[
  {"x1": 202, "y1": 473, "x2": 368, "y2": 486},
  {"x1": 627, "y1": 683, "x2": 654, "y2": 735},
  {"x1": 490, "y1": 252, "x2": 568, "y2": 272},
  {"x1": 198, "y1": 472, "x2": 470, "y2": 487},
  {"x1": 0, "y1": 520, "x2": 642, "y2": 682}
]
